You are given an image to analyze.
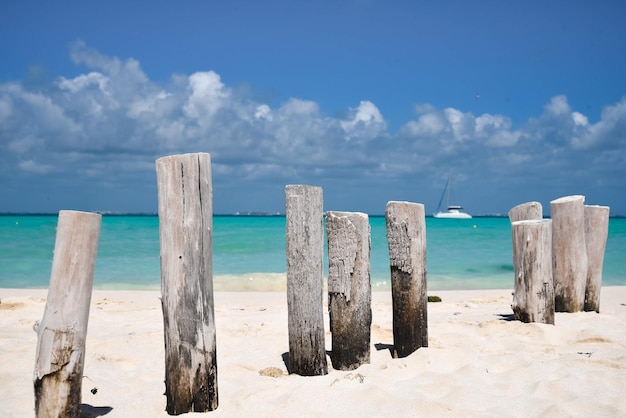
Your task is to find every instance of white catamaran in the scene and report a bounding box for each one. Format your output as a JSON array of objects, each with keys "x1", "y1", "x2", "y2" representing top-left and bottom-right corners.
[{"x1": 433, "y1": 174, "x2": 472, "y2": 219}]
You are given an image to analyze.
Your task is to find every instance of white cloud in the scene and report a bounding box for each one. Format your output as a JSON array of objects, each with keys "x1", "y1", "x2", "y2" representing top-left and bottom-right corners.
[
  {"x1": 402, "y1": 105, "x2": 521, "y2": 148},
  {"x1": 475, "y1": 114, "x2": 511, "y2": 134},
  {"x1": 572, "y1": 111, "x2": 588, "y2": 126},
  {"x1": 4, "y1": 84, "x2": 81, "y2": 136},
  {"x1": 444, "y1": 108, "x2": 475, "y2": 141},
  {"x1": 57, "y1": 72, "x2": 116, "y2": 118},
  {"x1": 254, "y1": 104, "x2": 272, "y2": 121},
  {"x1": 545, "y1": 95, "x2": 571, "y2": 115},
  {"x1": 279, "y1": 98, "x2": 319, "y2": 116},
  {"x1": 475, "y1": 114, "x2": 520, "y2": 146},
  {"x1": 70, "y1": 40, "x2": 148, "y2": 85},
  {"x1": 487, "y1": 130, "x2": 522, "y2": 147},
  {"x1": 128, "y1": 91, "x2": 172, "y2": 119},
  {"x1": 57, "y1": 72, "x2": 109, "y2": 94},
  {"x1": 268, "y1": 98, "x2": 327, "y2": 162},
  {"x1": 519, "y1": 95, "x2": 626, "y2": 152},
  {"x1": 184, "y1": 71, "x2": 229, "y2": 120},
  {"x1": 155, "y1": 121, "x2": 186, "y2": 147},
  {"x1": 340, "y1": 100, "x2": 386, "y2": 142},
  {"x1": 572, "y1": 97, "x2": 626, "y2": 149},
  {"x1": 404, "y1": 112, "x2": 445, "y2": 136},
  {"x1": 341, "y1": 100, "x2": 384, "y2": 129}
]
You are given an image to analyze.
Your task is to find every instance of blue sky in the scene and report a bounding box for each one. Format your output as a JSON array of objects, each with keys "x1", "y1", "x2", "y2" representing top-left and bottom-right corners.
[{"x1": 1, "y1": 0, "x2": 625, "y2": 215}]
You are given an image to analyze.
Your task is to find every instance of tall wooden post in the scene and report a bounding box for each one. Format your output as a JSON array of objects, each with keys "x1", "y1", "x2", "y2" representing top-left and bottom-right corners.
[
  {"x1": 385, "y1": 201, "x2": 428, "y2": 358},
  {"x1": 326, "y1": 211, "x2": 371, "y2": 371},
  {"x1": 584, "y1": 205, "x2": 610, "y2": 313},
  {"x1": 34, "y1": 210, "x2": 101, "y2": 418},
  {"x1": 511, "y1": 219, "x2": 554, "y2": 324},
  {"x1": 508, "y1": 201, "x2": 542, "y2": 223},
  {"x1": 550, "y1": 195, "x2": 588, "y2": 312},
  {"x1": 156, "y1": 153, "x2": 218, "y2": 414},
  {"x1": 285, "y1": 185, "x2": 327, "y2": 376}
]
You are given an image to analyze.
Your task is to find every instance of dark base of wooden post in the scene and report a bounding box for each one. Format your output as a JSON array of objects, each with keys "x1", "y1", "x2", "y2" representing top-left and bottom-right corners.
[
  {"x1": 329, "y1": 294, "x2": 371, "y2": 370},
  {"x1": 391, "y1": 268, "x2": 428, "y2": 358},
  {"x1": 164, "y1": 351, "x2": 218, "y2": 415},
  {"x1": 35, "y1": 370, "x2": 83, "y2": 418}
]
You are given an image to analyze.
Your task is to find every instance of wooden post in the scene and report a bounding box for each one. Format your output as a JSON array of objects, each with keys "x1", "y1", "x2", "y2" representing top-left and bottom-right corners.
[
  {"x1": 285, "y1": 185, "x2": 327, "y2": 376},
  {"x1": 550, "y1": 195, "x2": 588, "y2": 312},
  {"x1": 584, "y1": 205, "x2": 610, "y2": 313},
  {"x1": 34, "y1": 210, "x2": 101, "y2": 418},
  {"x1": 326, "y1": 211, "x2": 372, "y2": 370},
  {"x1": 508, "y1": 201, "x2": 542, "y2": 223},
  {"x1": 385, "y1": 201, "x2": 428, "y2": 358},
  {"x1": 511, "y1": 219, "x2": 554, "y2": 324},
  {"x1": 156, "y1": 153, "x2": 218, "y2": 414}
]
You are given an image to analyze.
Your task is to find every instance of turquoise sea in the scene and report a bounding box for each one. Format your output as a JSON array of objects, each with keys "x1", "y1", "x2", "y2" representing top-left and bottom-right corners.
[{"x1": 1, "y1": 214, "x2": 624, "y2": 291}]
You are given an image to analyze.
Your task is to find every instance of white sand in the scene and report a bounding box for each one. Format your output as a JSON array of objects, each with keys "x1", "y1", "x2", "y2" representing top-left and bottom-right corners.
[{"x1": 1, "y1": 287, "x2": 625, "y2": 417}]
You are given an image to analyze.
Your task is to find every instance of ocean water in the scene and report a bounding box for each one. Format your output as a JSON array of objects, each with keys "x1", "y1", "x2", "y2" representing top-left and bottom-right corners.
[{"x1": 1, "y1": 214, "x2": 624, "y2": 291}]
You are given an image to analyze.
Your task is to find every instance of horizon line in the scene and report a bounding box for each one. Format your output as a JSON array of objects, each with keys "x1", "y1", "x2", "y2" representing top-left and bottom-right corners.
[{"x1": 3, "y1": 212, "x2": 625, "y2": 219}]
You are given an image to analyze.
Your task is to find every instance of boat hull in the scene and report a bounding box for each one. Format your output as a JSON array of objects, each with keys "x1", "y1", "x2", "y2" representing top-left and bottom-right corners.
[{"x1": 433, "y1": 211, "x2": 472, "y2": 219}]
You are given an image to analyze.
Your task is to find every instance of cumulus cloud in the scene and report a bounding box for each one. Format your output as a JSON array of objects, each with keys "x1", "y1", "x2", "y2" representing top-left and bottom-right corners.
[
  {"x1": 404, "y1": 111, "x2": 445, "y2": 137},
  {"x1": 511, "y1": 94, "x2": 626, "y2": 161},
  {"x1": 401, "y1": 104, "x2": 521, "y2": 149},
  {"x1": 57, "y1": 72, "x2": 109, "y2": 94},
  {"x1": 340, "y1": 100, "x2": 386, "y2": 141},
  {"x1": 571, "y1": 98, "x2": 626, "y2": 150},
  {"x1": 184, "y1": 71, "x2": 229, "y2": 120},
  {"x1": 254, "y1": 104, "x2": 272, "y2": 121},
  {"x1": 544, "y1": 95, "x2": 571, "y2": 116},
  {"x1": 0, "y1": 42, "x2": 625, "y2": 213},
  {"x1": 70, "y1": 40, "x2": 148, "y2": 86}
]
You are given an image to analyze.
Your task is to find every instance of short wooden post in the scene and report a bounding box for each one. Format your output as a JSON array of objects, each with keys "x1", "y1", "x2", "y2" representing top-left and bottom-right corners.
[
  {"x1": 285, "y1": 185, "x2": 327, "y2": 376},
  {"x1": 326, "y1": 211, "x2": 372, "y2": 370},
  {"x1": 584, "y1": 205, "x2": 610, "y2": 312},
  {"x1": 385, "y1": 201, "x2": 428, "y2": 358},
  {"x1": 34, "y1": 210, "x2": 101, "y2": 418},
  {"x1": 156, "y1": 153, "x2": 218, "y2": 414},
  {"x1": 511, "y1": 219, "x2": 554, "y2": 324},
  {"x1": 508, "y1": 201, "x2": 542, "y2": 223},
  {"x1": 550, "y1": 195, "x2": 588, "y2": 312}
]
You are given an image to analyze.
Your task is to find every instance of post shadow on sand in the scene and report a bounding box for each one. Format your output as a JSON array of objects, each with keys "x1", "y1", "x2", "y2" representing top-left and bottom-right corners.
[
  {"x1": 81, "y1": 404, "x2": 113, "y2": 417},
  {"x1": 497, "y1": 313, "x2": 516, "y2": 321},
  {"x1": 281, "y1": 352, "x2": 290, "y2": 373},
  {"x1": 374, "y1": 343, "x2": 395, "y2": 357},
  {"x1": 284, "y1": 344, "x2": 419, "y2": 370}
]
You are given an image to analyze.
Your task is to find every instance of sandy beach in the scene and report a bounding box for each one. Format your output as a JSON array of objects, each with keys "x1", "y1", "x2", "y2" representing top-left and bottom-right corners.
[{"x1": 1, "y1": 286, "x2": 625, "y2": 417}]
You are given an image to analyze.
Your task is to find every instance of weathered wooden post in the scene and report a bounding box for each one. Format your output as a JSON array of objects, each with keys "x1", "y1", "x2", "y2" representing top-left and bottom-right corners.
[
  {"x1": 285, "y1": 185, "x2": 327, "y2": 376},
  {"x1": 34, "y1": 210, "x2": 101, "y2": 418},
  {"x1": 511, "y1": 219, "x2": 554, "y2": 324},
  {"x1": 508, "y1": 201, "x2": 542, "y2": 223},
  {"x1": 550, "y1": 195, "x2": 588, "y2": 312},
  {"x1": 584, "y1": 205, "x2": 610, "y2": 313},
  {"x1": 326, "y1": 211, "x2": 372, "y2": 370},
  {"x1": 385, "y1": 201, "x2": 428, "y2": 358},
  {"x1": 156, "y1": 153, "x2": 218, "y2": 414}
]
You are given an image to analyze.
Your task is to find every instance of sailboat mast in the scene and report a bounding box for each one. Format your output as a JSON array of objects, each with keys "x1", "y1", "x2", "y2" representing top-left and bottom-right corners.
[{"x1": 435, "y1": 174, "x2": 448, "y2": 213}]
